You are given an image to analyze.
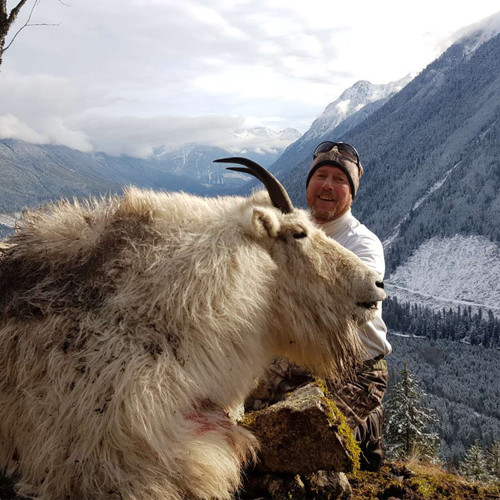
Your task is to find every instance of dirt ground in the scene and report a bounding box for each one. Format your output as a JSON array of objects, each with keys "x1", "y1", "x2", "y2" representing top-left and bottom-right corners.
[
  {"x1": 1, "y1": 462, "x2": 498, "y2": 499},
  {"x1": 348, "y1": 462, "x2": 500, "y2": 500}
]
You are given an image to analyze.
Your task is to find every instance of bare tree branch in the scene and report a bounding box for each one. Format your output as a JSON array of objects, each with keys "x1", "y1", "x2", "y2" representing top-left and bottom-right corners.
[
  {"x1": 4, "y1": 0, "x2": 41, "y2": 51},
  {"x1": 1, "y1": 0, "x2": 67, "y2": 70},
  {"x1": 4, "y1": 21, "x2": 60, "y2": 52}
]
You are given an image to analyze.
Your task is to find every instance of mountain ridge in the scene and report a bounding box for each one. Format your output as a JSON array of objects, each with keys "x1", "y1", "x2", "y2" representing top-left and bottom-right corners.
[
  {"x1": 278, "y1": 29, "x2": 500, "y2": 279},
  {"x1": 236, "y1": 74, "x2": 413, "y2": 197}
]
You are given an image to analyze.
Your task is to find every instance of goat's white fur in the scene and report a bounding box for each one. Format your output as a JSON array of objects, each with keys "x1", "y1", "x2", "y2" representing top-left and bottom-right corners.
[{"x1": 0, "y1": 187, "x2": 384, "y2": 499}]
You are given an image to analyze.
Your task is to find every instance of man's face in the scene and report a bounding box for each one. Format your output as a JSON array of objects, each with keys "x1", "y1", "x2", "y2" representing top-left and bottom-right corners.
[{"x1": 306, "y1": 165, "x2": 353, "y2": 222}]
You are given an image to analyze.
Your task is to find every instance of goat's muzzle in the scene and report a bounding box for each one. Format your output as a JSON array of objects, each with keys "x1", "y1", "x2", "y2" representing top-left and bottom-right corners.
[{"x1": 356, "y1": 301, "x2": 379, "y2": 310}]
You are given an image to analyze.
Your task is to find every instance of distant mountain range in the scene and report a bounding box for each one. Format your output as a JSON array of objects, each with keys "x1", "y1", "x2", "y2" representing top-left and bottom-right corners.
[
  {"x1": 0, "y1": 126, "x2": 301, "y2": 238},
  {"x1": 0, "y1": 139, "x2": 199, "y2": 208},
  {"x1": 148, "y1": 127, "x2": 300, "y2": 186},
  {"x1": 152, "y1": 127, "x2": 301, "y2": 174}
]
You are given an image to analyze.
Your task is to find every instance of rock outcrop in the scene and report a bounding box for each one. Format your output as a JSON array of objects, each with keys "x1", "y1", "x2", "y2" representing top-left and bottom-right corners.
[{"x1": 239, "y1": 381, "x2": 358, "y2": 499}]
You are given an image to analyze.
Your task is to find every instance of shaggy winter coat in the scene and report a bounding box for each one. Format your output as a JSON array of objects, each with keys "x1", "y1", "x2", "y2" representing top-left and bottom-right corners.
[{"x1": 0, "y1": 187, "x2": 385, "y2": 499}]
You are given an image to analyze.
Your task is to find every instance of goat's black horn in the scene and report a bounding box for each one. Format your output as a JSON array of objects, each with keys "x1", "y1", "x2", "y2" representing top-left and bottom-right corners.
[{"x1": 214, "y1": 157, "x2": 294, "y2": 214}]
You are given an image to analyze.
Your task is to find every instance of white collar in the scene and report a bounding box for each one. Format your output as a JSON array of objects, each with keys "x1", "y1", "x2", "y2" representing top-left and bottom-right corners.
[{"x1": 314, "y1": 209, "x2": 352, "y2": 235}]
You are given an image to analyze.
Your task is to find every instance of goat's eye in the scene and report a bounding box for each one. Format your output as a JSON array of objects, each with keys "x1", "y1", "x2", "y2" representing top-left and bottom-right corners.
[{"x1": 293, "y1": 232, "x2": 307, "y2": 239}]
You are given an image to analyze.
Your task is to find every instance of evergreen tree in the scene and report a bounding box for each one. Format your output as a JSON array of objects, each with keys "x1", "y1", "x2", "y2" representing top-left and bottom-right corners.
[
  {"x1": 487, "y1": 440, "x2": 500, "y2": 481},
  {"x1": 385, "y1": 362, "x2": 439, "y2": 461},
  {"x1": 459, "y1": 440, "x2": 493, "y2": 483}
]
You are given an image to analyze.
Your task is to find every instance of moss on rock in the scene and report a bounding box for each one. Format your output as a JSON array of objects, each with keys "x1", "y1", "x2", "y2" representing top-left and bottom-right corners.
[{"x1": 314, "y1": 378, "x2": 361, "y2": 473}]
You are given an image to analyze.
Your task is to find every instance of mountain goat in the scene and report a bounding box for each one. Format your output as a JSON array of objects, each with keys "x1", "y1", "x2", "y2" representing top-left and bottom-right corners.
[{"x1": 0, "y1": 158, "x2": 385, "y2": 499}]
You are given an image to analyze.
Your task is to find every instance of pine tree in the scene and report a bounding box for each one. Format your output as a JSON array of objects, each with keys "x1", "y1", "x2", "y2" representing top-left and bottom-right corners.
[
  {"x1": 459, "y1": 440, "x2": 493, "y2": 483},
  {"x1": 385, "y1": 362, "x2": 439, "y2": 461},
  {"x1": 487, "y1": 440, "x2": 500, "y2": 481}
]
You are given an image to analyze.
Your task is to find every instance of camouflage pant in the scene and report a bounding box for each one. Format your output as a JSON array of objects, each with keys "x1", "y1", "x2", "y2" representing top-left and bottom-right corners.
[{"x1": 244, "y1": 356, "x2": 388, "y2": 470}]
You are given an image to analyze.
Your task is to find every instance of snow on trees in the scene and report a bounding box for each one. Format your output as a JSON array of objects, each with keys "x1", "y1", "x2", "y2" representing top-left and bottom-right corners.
[
  {"x1": 385, "y1": 362, "x2": 439, "y2": 461},
  {"x1": 459, "y1": 439, "x2": 495, "y2": 483}
]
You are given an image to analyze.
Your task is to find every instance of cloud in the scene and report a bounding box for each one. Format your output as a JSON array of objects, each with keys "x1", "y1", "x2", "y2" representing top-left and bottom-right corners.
[
  {"x1": 1, "y1": 0, "x2": 499, "y2": 158},
  {"x1": 0, "y1": 113, "x2": 93, "y2": 151},
  {"x1": 0, "y1": 68, "x2": 303, "y2": 157},
  {"x1": 0, "y1": 72, "x2": 96, "y2": 151},
  {"x1": 0, "y1": 115, "x2": 46, "y2": 144},
  {"x1": 451, "y1": 10, "x2": 500, "y2": 47},
  {"x1": 74, "y1": 113, "x2": 247, "y2": 157}
]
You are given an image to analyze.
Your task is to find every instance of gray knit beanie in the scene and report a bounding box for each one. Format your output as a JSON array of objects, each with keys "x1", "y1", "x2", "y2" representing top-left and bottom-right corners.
[{"x1": 306, "y1": 148, "x2": 364, "y2": 198}]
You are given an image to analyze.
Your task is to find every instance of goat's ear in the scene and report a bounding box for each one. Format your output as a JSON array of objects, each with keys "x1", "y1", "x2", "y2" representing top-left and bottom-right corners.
[{"x1": 240, "y1": 207, "x2": 280, "y2": 239}]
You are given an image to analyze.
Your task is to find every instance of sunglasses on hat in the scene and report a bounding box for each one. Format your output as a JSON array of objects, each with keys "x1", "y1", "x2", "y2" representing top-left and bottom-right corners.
[{"x1": 312, "y1": 141, "x2": 360, "y2": 167}]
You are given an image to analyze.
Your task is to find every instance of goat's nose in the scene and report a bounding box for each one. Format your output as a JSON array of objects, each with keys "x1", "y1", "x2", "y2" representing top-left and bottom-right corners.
[{"x1": 376, "y1": 281, "x2": 384, "y2": 289}]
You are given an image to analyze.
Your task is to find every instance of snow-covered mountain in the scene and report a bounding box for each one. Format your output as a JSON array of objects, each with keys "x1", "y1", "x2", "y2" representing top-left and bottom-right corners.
[
  {"x1": 304, "y1": 77, "x2": 414, "y2": 143},
  {"x1": 150, "y1": 142, "x2": 258, "y2": 188},
  {"x1": 269, "y1": 13, "x2": 500, "y2": 320},
  {"x1": 238, "y1": 74, "x2": 413, "y2": 198},
  {"x1": 355, "y1": 28, "x2": 500, "y2": 317},
  {"x1": 231, "y1": 126, "x2": 301, "y2": 154},
  {"x1": 151, "y1": 127, "x2": 301, "y2": 184}
]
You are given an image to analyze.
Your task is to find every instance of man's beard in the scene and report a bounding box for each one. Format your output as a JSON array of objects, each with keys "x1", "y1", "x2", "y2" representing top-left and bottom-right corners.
[{"x1": 310, "y1": 205, "x2": 338, "y2": 222}]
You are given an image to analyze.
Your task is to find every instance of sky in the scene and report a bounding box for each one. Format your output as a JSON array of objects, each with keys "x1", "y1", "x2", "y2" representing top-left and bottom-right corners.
[{"x1": 0, "y1": 0, "x2": 499, "y2": 158}]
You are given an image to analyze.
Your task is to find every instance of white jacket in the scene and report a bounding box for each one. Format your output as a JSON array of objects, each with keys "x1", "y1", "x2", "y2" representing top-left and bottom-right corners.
[{"x1": 318, "y1": 210, "x2": 392, "y2": 361}]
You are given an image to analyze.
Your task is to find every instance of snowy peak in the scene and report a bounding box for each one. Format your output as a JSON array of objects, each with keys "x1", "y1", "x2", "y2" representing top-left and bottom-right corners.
[
  {"x1": 152, "y1": 127, "x2": 301, "y2": 167},
  {"x1": 152, "y1": 142, "x2": 215, "y2": 160},
  {"x1": 255, "y1": 74, "x2": 416, "y2": 190},
  {"x1": 323, "y1": 79, "x2": 408, "y2": 118},
  {"x1": 149, "y1": 143, "x2": 235, "y2": 186},
  {"x1": 149, "y1": 132, "x2": 303, "y2": 188},
  {"x1": 307, "y1": 75, "x2": 414, "y2": 141},
  {"x1": 233, "y1": 127, "x2": 300, "y2": 141},
  {"x1": 230, "y1": 127, "x2": 301, "y2": 157},
  {"x1": 152, "y1": 128, "x2": 301, "y2": 156}
]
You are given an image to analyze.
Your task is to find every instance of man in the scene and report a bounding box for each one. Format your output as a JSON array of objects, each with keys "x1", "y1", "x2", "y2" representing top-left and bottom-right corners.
[{"x1": 245, "y1": 141, "x2": 391, "y2": 471}]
